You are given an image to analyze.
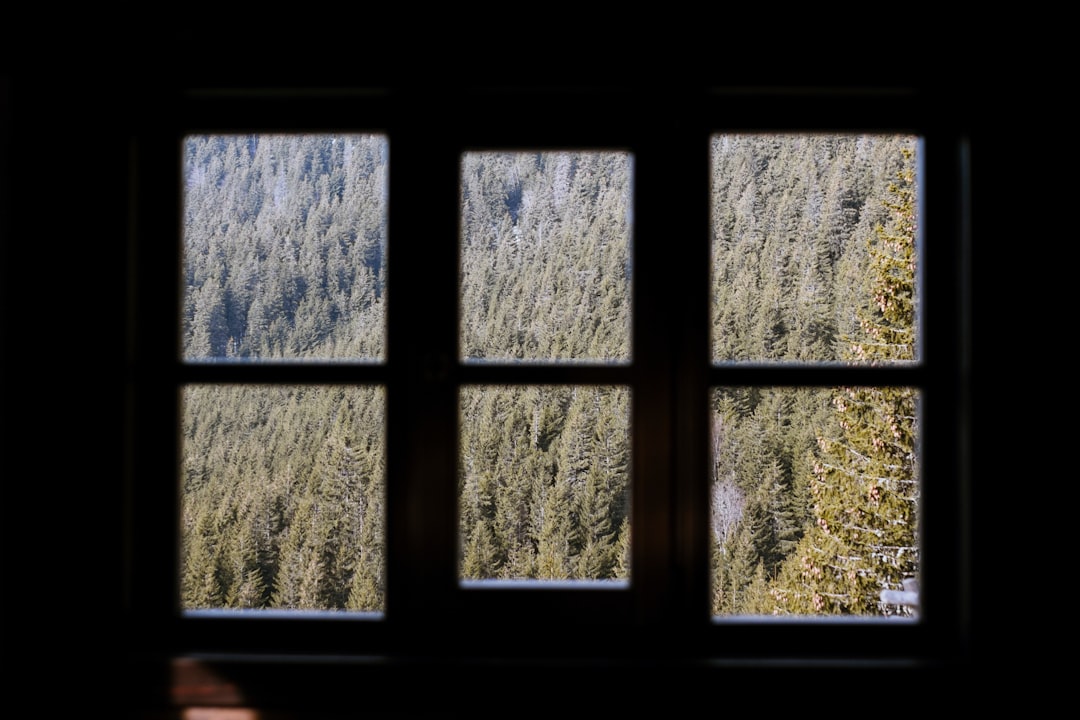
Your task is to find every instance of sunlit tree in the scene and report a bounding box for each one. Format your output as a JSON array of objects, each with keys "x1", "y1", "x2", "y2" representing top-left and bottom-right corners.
[{"x1": 770, "y1": 151, "x2": 919, "y2": 615}]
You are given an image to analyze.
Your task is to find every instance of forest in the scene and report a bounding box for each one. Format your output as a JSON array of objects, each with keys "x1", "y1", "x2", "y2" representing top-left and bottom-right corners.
[{"x1": 180, "y1": 132, "x2": 919, "y2": 617}]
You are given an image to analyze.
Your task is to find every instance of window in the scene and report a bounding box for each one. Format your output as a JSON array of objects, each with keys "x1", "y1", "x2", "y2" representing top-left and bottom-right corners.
[
  {"x1": 126, "y1": 85, "x2": 970, "y2": 686},
  {"x1": 708, "y1": 133, "x2": 923, "y2": 619},
  {"x1": 179, "y1": 133, "x2": 389, "y2": 614},
  {"x1": 458, "y1": 150, "x2": 633, "y2": 586}
]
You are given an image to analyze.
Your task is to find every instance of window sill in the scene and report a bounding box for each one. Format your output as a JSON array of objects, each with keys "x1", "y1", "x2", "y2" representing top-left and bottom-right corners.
[{"x1": 142, "y1": 652, "x2": 968, "y2": 714}]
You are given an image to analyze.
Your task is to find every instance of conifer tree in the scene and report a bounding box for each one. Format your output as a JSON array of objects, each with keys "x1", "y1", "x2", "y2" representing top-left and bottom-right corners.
[
  {"x1": 346, "y1": 550, "x2": 384, "y2": 611},
  {"x1": 576, "y1": 464, "x2": 617, "y2": 579},
  {"x1": 188, "y1": 274, "x2": 229, "y2": 358},
  {"x1": 271, "y1": 497, "x2": 324, "y2": 609},
  {"x1": 462, "y1": 521, "x2": 500, "y2": 580},
  {"x1": 182, "y1": 511, "x2": 224, "y2": 609},
  {"x1": 223, "y1": 518, "x2": 269, "y2": 609},
  {"x1": 535, "y1": 474, "x2": 575, "y2": 580},
  {"x1": 614, "y1": 518, "x2": 631, "y2": 580},
  {"x1": 769, "y1": 150, "x2": 919, "y2": 616}
]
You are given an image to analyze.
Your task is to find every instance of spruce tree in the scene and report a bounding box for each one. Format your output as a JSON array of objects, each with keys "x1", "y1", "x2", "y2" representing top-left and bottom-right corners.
[
  {"x1": 535, "y1": 474, "x2": 575, "y2": 580},
  {"x1": 769, "y1": 150, "x2": 919, "y2": 616},
  {"x1": 182, "y1": 511, "x2": 223, "y2": 609}
]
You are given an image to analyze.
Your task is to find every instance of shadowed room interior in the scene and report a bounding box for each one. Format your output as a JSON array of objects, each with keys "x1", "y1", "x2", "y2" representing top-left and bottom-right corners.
[{"x1": 2, "y1": 21, "x2": 993, "y2": 717}]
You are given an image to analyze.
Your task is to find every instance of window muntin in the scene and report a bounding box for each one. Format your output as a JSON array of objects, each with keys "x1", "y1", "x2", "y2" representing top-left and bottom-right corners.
[
  {"x1": 182, "y1": 133, "x2": 388, "y2": 363},
  {"x1": 459, "y1": 151, "x2": 632, "y2": 364}
]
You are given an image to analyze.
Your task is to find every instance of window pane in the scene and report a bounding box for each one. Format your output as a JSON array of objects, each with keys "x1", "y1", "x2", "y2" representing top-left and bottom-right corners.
[
  {"x1": 181, "y1": 385, "x2": 385, "y2": 612},
  {"x1": 711, "y1": 134, "x2": 919, "y2": 364},
  {"x1": 460, "y1": 152, "x2": 632, "y2": 363},
  {"x1": 710, "y1": 386, "x2": 920, "y2": 618},
  {"x1": 459, "y1": 385, "x2": 631, "y2": 582},
  {"x1": 183, "y1": 134, "x2": 388, "y2": 362}
]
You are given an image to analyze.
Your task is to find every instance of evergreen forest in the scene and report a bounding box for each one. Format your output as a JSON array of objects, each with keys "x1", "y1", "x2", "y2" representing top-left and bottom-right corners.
[{"x1": 180, "y1": 132, "x2": 919, "y2": 617}]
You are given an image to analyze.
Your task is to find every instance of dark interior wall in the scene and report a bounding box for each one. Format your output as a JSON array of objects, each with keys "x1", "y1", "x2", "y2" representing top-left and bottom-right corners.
[{"x1": 2, "y1": 22, "x2": 996, "y2": 715}]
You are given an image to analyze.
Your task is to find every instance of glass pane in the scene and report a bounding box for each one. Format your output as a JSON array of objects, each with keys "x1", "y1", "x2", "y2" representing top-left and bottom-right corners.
[
  {"x1": 183, "y1": 134, "x2": 388, "y2": 362},
  {"x1": 711, "y1": 134, "x2": 919, "y2": 364},
  {"x1": 460, "y1": 151, "x2": 632, "y2": 363},
  {"x1": 459, "y1": 385, "x2": 631, "y2": 582},
  {"x1": 181, "y1": 385, "x2": 385, "y2": 613},
  {"x1": 710, "y1": 386, "x2": 920, "y2": 618}
]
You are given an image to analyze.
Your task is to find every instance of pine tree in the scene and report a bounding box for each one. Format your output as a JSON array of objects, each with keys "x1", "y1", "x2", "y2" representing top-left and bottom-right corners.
[
  {"x1": 462, "y1": 521, "x2": 500, "y2": 580},
  {"x1": 769, "y1": 150, "x2": 919, "y2": 616},
  {"x1": 271, "y1": 497, "x2": 325, "y2": 609},
  {"x1": 223, "y1": 518, "x2": 269, "y2": 609},
  {"x1": 346, "y1": 550, "x2": 383, "y2": 611},
  {"x1": 575, "y1": 387, "x2": 629, "y2": 579},
  {"x1": 576, "y1": 463, "x2": 617, "y2": 579},
  {"x1": 188, "y1": 274, "x2": 229, "y2": 358},
  {"x1": 182, "y1": 511, "x2": 223, "y2": 609},
  {"x1": 535, "y1": 474, "x2": 575, "y2": 580}
]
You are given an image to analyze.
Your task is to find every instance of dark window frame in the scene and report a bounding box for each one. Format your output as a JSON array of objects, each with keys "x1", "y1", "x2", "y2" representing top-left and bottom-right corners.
[{"x1": 125, "y1": 85, "x2": 971, "y2": 676}]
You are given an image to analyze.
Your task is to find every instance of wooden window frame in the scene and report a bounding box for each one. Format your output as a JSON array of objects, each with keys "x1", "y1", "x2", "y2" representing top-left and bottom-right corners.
[{"x1": 124, "y1": 85, "x2": 971, "y2": 697}]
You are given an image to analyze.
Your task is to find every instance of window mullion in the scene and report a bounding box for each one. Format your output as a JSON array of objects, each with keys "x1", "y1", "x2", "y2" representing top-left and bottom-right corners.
[
  {"x1": 655, "y1": 118, "x2": 714, "y2": 629},
  {"x1": 627, "y1": 136, "x2": 671, "y2": 627},
  {"x1": 385, "y1": 119, "x2": 461, "y2": 634},
  {"x1": 133, "y1": 126, "x2": 186, "y2": 639}
]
